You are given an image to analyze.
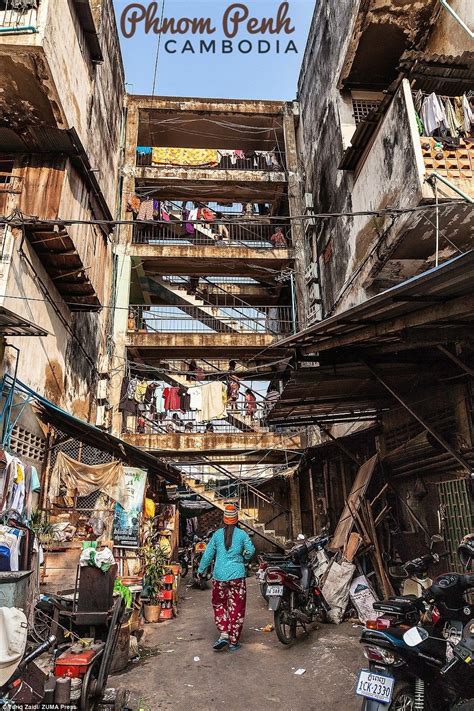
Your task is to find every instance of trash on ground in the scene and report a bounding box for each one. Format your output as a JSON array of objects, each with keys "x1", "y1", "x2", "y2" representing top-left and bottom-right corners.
[{"x1": 294, "y1": 668, "x2": 306, "y2": 675}]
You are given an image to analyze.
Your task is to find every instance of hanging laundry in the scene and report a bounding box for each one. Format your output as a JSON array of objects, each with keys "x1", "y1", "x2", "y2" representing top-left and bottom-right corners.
[
  {"x1": 444, "y1": 98, "x2": 462, "y2": 138},
  {"x1": 144, "y1": 382, "x2": 155, "y2": 405},
  {"x1": 10, "y1": 460, "x2": 25, "y2": 518},
  {"x1": 163, "y1": 386, "x2": 181, "y2": 411},
  {"x1": 453, "y1": 97, "x2": 465, "y2": 132},
  {"x1": 198, "y1": 381, "x2": 226, "y2": 422},
  {"x1": 152, "y1": 147, "x2": 219, "y2": 167},
  {"x1": 154, "y1": 384, "x2": 166, "y2": 414},
  {"x1": 127, "y1": 195, "x2": 141, "y2": 214},
  {"x1": 188, "y1": 386, "x2": 203, "y2": 412},
  {"x1": 420, "y1": 93, "x2": 448, "y2": 136},
  {"x1": 462, "y1": 94, "x2": 474, "y2": 135},
  {"x1": 135, "y1": 381, "x2": 147, "y2": 403},
  {"x1": 137, "y1": 199, "x2": 154, "y2": 221},
  {"x1": 179, "y1": 386, "x2": 191, "y2": 412},
  {"x1": 119, "y1": 377, "x2": 138, "y2": 415}
]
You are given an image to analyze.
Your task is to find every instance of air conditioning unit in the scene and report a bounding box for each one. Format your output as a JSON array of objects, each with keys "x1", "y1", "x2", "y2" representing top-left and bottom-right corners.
[
  {"x1": 304, "y1": 262, "x2": 319, "y2": 283},
  {"x1": 307, "y1": 303, "x2": 322, "y2": 326}
]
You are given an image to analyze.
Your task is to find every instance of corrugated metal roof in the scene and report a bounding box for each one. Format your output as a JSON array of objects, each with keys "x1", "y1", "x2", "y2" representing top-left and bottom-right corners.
[
  {"x1": 0, "y1": 127, "x2": 75, "y2": 154},
  {"x1": 0, "y1": 307, "x2": 49, "y2": 337},
  {"x1": 272, "y1": 250, "x2": 474, "y2": 353},
  {"x1": 399, "y1": 51, "x2": 474, "y2": 96}
]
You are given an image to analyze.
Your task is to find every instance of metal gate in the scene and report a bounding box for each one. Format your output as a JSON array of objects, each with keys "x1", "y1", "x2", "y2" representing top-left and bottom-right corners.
[{"x1": 437, "y1": 479, "x2": 473, "y2": 572}]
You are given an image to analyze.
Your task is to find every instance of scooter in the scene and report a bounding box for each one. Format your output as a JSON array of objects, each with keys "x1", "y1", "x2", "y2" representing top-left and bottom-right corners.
[
  {"x1": 401, "y1": 620, "x2": 474, "y2": 709},
  {"x1": 356, "y1": 569, "x2": 474, "y2": 709},
  {"x1": 265, "y1": 532, "x2": 330, "y2": 645},
  {"x1": 191, "y1": 531, "x2": 214, "y2": 589},
  {"x1": 389, "y1": 535, "x2": 444, "y2": 597},
  {"x1": 257, "y1": 532, "x2": 330, "y2": 603}
]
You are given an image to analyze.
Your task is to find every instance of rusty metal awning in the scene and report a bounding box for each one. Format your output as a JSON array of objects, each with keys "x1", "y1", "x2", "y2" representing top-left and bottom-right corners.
[
  {"x1": 0, "y1": 306, "x2": 49, "y2": 337},
  {"x1": 273, "y1": 250, "x2": 474, "y2": 355},
  {"x1": 398, "y1": 51, "x2": 474, "y2": 96},
  {"x1": 26, "y1": 223, "x2": 101, "y2": 311}
]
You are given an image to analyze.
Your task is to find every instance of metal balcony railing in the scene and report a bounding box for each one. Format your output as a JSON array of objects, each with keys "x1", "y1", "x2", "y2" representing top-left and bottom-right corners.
[
  {"x1": 136, "y1": 148, "x2": 286, "y2": 172},
  {"x1": 132, "y1": 220, "x2": 292, "y2": 250},
  {"x1": 125, "y1": 408, "x2": 270, "y2": 436},
  {"x1": 128, "y1": 304, "x2": 293, "y2": 335},
  {"x1": 0, "y1": 0, "x2": 38, "y2": 30}
]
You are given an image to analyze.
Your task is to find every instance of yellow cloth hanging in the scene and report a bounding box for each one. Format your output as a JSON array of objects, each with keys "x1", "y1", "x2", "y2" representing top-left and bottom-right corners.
[
  {"x1": 144, "y1": 497, "x2": 156, "y2": 519},
  {"x1": 152, "y1": 147, "x2": 219, "y2": 167}
]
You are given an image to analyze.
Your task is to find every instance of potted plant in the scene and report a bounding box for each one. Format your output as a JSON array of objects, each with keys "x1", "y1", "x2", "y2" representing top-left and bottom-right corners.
[{"x1": 142, "y1": 542, "x2": 167, "y2": 623}]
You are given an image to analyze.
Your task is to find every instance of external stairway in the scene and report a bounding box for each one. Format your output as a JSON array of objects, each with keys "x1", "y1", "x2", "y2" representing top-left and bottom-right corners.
[{"x1": 182, "y1": 473, "x2": 289, "y2": 550}]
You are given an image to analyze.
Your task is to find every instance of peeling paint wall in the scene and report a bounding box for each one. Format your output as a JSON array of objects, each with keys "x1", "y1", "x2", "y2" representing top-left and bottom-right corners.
[
  {"x1": 297, "y1": 0, "x2": 472, "y2": 315},
  {"x1": 0, "y1": 0, "x2": 124, "y2": 418}
]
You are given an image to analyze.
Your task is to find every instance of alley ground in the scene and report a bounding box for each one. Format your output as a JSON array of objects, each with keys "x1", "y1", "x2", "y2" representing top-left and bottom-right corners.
[{"x1": 113, "y1": 577, "x2": 364, "y2": 711}]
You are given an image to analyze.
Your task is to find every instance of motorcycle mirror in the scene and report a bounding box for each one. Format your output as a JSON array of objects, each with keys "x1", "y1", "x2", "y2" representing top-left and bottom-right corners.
[{"x1": 403, "y1": 626, "x2": 429, "y2": 647}]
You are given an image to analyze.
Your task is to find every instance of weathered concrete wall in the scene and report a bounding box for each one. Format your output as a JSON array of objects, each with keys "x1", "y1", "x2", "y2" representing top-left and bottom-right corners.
[
  {"x1": 0, "y1": 0, "x2": 124, "y2": 210},
  {"x1": 426, "y1": 0, "x2": 474, "y2": 56},
  {"x1": 124, "y1": 432, "x2": 303, "y2": 453},
  {"x1": 0, "y1": 226, "x2": 105, "y2": 417},
  {"x1": 296, "y1": 0, "x2": 470, "y2": 315}
]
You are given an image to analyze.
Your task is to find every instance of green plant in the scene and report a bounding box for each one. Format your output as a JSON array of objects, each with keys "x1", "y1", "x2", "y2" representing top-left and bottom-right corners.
[
  {"x1": 142, "y1": 542, "x2": 167, "y2": 605},
  {"x1": 114, "y1": 578, "x2": 133, "y2": 608},
  {"x1": 29, "y1": 511, "x2": 55, "y2": 545}
]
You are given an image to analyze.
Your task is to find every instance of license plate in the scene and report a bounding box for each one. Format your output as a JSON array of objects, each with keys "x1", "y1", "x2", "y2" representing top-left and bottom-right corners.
[
  {"x1": 356, "y1": 670, "x2": 394, "y2": 704},
  {"x1": 266, "y1": 585, "x2": 283, "y2": 596}
]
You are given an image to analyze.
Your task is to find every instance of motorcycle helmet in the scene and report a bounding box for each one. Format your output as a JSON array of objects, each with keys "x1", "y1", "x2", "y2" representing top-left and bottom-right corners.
[{"x1": 458, "y1": 533, "x2": 474, "y2": 569}]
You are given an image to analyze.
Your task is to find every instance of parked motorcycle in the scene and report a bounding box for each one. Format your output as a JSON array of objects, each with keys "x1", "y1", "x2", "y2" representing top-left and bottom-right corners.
[
  {"x1": 191, "y1": 531, "x2": 214, "y2": 589},
  {"x1": 179, "y1": 538, "x2": 192, "y2": 578},
  {"x1": 265, "y1": 532, "x2": 330, "y2": 645},
  {"x1": 388, "y1": 535, "x2": 444, "y2": 597},
  {"x1": 257, "y1": 532, "x2": 330, "y2": 603},
  {"x1": 356, "y1": 537, "x2": 474, "y2": 710}
]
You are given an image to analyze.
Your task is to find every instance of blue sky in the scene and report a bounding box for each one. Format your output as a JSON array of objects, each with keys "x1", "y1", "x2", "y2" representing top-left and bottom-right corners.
[{"x1": 113, "y1": 1, "x2": 315, "y2": 99}]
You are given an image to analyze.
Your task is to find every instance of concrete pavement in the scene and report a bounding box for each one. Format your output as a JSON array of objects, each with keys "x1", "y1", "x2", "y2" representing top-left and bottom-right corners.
[{"x1": 113, "y1": 577, "x2": 364, "y2": 711}]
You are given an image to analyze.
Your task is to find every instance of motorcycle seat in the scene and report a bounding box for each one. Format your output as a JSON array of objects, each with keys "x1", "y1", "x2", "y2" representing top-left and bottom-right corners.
[{"x1": 373, "y1": 597, "x2": 419, "y2": 615}]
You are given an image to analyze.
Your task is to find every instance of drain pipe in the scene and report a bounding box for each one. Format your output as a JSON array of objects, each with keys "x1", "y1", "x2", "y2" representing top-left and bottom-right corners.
[
  {"x1": 0, "y1": 26, "x2": 37, "y2": 34},
  {"x1": 439, "y1": 0, "x2": 474, "y2": 38}
]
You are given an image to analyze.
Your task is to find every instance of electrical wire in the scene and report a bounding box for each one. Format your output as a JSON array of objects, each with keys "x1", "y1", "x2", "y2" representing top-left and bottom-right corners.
[
  {"x1": 151, "y1": 0, "x2": 166, "y2": 96},
  {"x1": 0, "y1": 201, "x2": 468, "y2": 230}
]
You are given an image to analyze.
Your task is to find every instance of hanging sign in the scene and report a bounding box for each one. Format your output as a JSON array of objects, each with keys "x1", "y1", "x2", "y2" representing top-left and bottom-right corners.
[{"x1": 112, "y1": 467, "x2": 147, "y2": 547}]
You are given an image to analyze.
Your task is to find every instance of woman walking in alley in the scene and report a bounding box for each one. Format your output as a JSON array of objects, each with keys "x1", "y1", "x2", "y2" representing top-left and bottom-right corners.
[{"x1": 197, "y1": 503, "x2": 255, "y2": 652}]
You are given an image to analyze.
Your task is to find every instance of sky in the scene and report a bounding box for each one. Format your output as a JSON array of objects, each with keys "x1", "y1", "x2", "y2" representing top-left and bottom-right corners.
[{"x1": 113, "y1": 1, "x2": 315, "y2": 100}]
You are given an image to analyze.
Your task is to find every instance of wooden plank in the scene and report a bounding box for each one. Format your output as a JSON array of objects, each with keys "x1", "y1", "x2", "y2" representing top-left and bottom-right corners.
[{"x1": 329, "y1": 454, "x2": 378, "y2": 550}]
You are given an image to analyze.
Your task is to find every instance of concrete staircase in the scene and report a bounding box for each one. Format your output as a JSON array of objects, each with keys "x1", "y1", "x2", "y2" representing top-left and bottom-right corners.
[
  {"x1": 149, "y1": 275, "x2": 247, "y2": 334},
  {"x1": 183, "y1": 474, "x2": 288, "y2": 550}
]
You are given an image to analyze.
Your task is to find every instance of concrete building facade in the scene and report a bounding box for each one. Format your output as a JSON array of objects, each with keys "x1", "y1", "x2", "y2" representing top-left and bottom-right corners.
[{"x1": 0, "y1": 0, "x2": 125, "y2": 417}]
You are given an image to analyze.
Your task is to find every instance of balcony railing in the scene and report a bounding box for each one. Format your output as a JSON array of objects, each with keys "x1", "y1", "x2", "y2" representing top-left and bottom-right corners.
[
  {"x1": 132, "y1": 221, "x2": 291, "y2": 250},
  {"x1": 0, "y1": 0, "x2": 38, "y2": 31},
  {"x1": 128, "y1": 304, "x2": 293, "y2": 335},
  {"x1": 136, "y1": 148, "x2": 286, "y2": 172}
]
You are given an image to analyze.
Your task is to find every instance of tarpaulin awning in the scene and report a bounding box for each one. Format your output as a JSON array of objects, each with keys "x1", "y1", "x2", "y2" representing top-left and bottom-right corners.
[
  {"x1": 272, "y1": 251, "x2": 474, "y2": 355},
  {"x1": 4, "y1": 378, "x2": 182, "y2": 485}
]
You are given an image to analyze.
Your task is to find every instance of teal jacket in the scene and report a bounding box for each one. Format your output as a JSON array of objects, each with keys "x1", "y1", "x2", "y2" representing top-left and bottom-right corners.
[{"x1": 197, "y1": 527, "x2": 255, "y2": 581}]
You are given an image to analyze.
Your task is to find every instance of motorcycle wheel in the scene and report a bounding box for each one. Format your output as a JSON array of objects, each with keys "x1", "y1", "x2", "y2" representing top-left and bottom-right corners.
[
  {"x1": 259, "y1": 583, "x2": 269, "y2": 602},
  {"x1": 388, "y1": 682, "x2": 415, "y2": 711},
  {"x1": 274, "y1": 606, "x2": 297, "y2": 645},
  {"x1": 199, "y1": 578, "x2": 208, "y2": 590}
]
